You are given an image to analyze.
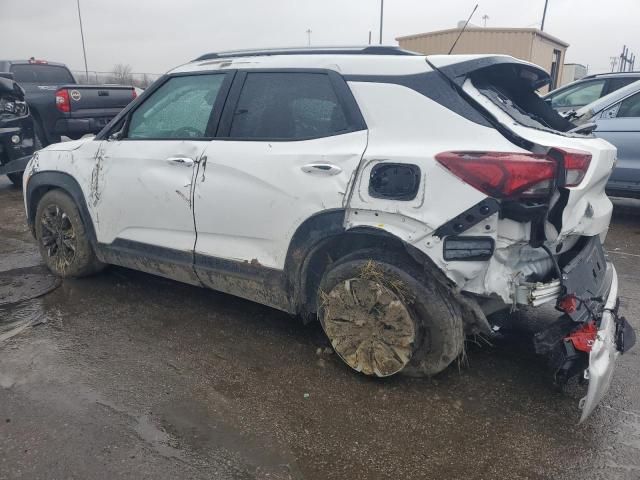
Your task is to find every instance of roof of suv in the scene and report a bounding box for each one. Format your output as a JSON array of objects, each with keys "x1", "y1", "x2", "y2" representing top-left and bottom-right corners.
[
  {"x1": 171, "y1": 45, "x2": 432, "y2": 76},
  {"x1": 193, "y1": 45, "x2": 418, "y2": 61},
  {"x1": 581, "y1": 71, "x2": 640, "y2": 80}
]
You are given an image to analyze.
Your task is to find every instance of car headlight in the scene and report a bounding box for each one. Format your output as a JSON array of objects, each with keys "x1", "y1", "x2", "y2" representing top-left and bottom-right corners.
[{"x1": 0, "y1": 97, "x2": 28, "y2": 116}]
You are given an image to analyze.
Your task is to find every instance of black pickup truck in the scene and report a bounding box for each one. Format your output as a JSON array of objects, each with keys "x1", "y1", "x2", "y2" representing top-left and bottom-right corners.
[{"x1": 0, "y1": 59, "x2": 136, "y2": 146}]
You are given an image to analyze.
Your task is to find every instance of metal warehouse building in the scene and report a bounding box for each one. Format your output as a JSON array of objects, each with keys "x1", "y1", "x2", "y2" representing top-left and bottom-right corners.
[{"x1": 397, "y1": 27, "x2": 569, "y2": 91}]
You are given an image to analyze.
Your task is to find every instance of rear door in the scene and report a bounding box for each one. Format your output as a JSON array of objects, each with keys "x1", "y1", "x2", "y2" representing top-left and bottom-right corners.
[
  {"x1": 595, "y1": 91, "x2": 640, "y2": 191},
  {"x1": 193, "y1": 70, "x2": 367, "y2": 288}
]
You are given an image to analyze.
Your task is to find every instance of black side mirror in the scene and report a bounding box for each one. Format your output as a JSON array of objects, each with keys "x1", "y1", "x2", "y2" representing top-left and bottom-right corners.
[{"x1": 0, "y1": 77, "x2": 25, "y2": 100}]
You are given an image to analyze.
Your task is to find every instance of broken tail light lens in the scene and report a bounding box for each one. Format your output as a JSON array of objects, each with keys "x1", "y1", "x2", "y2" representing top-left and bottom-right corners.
[
  {"x1": 555, "y1": 148, "x2": 592, "y2": 187},
  {"x1": 435, "y1": 151, "x2": 556, "y2": 199},
  {"x1": 55, "y1": 88, "x2": 70, "y2": 113}
]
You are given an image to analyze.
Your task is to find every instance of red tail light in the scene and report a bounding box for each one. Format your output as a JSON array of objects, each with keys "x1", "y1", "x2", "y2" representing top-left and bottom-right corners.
[
  {"x1": 131, "y1": 88, "x2": 137, "y2": 99},
  {"x1": 435, "y1": 148, "x2": 592, "y2": 199},
  {"x1": 55, "y1": 89, "x2": 70, "y2": 113},
  {"x1": 435, "y1": 151, "x2": 556, "y2": 198},
  {"x1": 559, "y1": 148, "x2": 591, "y2": 187}
]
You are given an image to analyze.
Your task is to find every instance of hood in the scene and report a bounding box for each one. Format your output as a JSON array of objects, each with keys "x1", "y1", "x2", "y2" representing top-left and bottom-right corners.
[{"x1": 42, "y1": 136, "x2": 95, "y2": 152}]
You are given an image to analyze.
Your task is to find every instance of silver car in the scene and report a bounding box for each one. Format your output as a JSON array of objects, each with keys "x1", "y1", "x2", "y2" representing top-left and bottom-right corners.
[
  {"x1": 543, "y1": 72, "x2": 640, "y2": 114},
  {"x1": 572, "y1": 79, "x2": 640, "y2": 198}
]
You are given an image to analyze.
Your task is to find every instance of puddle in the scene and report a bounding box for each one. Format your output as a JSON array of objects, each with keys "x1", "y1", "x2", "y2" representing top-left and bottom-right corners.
[
  {"x1": 0, "y1": 264, "x2": 60, "y2": 307},
  {"x1": 0, "y1": 299, "x2": 48, "y2": 342}
]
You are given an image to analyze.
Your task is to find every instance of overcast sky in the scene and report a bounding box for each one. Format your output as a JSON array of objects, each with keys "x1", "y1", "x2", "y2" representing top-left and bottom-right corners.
[{"x1": 0, "y1": 0, "x2": 636, "y2": 76}]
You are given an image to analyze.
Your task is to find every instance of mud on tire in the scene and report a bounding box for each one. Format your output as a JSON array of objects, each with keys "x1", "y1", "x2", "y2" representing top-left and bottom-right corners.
[
  {"x1": 35, "y1": 189, "x2": 104, "y2": 278},
  {"x1": 317, "y1": 250, "x2": 464, "y2": 377}
]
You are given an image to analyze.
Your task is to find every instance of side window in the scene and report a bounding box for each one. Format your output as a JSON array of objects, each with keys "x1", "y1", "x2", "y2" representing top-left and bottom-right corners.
[
  {"x1": 550, "y1": 80, "x2": 606, "y2": 108},
  {"x1": 605, "y1": 77, "x2": 637, "y2": 95},
  {"x1": 127, "y1": 74, "x2": 226, "y2": 139},
  {"x1": 228, "y1": 72, "x2": 350, "y2": 140},
  {"x1": 616, "y1": 92, "x2": 640, "y2": 118}
]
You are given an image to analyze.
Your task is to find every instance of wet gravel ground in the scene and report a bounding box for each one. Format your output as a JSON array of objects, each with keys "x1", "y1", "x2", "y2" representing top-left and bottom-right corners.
[{"x1": 1, "y1": 176, "x2": 639, "y2": 480}]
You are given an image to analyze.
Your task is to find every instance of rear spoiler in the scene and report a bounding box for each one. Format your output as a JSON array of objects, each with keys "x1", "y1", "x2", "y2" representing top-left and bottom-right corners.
[{"x1": 427, "y1": 55, "x2": 551, "y2": 90}]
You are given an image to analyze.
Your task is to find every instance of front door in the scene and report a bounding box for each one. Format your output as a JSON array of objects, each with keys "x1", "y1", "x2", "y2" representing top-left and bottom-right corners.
[
  {"x1": 91, "y1": 72, "x2": 231, "y2": 283},
  {"x1": 192, "y1": 71, "x2": 367, "y2": 306}
]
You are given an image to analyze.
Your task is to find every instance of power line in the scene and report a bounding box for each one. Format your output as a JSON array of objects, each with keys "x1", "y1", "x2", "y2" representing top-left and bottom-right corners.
[
  {"x1": 76, "y1": 0, "x2": 89, "y2": 83},
  {"x1": 379, "y1": 0, "x2": 384, "y2": 44}
]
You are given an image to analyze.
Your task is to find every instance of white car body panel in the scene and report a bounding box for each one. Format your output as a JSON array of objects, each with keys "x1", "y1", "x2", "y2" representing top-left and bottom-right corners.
[
  {"x1": 194, "y1": 131, "x2": 367, "y2": 269},
  {"x1": 345, "y1": 80, "x2": 527, "y2": 290}
]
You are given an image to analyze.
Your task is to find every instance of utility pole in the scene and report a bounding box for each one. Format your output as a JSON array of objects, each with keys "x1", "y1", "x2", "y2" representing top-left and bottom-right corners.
[
  {"x1": 368, "y1": 31, "x2": 372, "y2": 45},
  {"x1": 610, "y1": 56, "x2": 618, "y2": 72},
  {"x1": 306, "y1": 28, "x2": 312, "y2": 47},
  {"x1": 76, "y1": 0, "x2": 89, "y2": 83},
  {"x1": 482, "y1": 14, "x2": 489, "y2": 27},
  {"x1": 540, "y1": 0, "x2": 549, "y2": 31},
  {"x1": 618, "y1": 45, "x2": 635, "y2": 72},
  {"x1": 379, "y1": 0, "x2": 384, "y2": 44}
]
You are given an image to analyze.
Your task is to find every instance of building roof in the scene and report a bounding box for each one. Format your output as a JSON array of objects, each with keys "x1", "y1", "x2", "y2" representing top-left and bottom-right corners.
[{"x1": 396, "y1": 27, "x2": 569, "y2": 48}]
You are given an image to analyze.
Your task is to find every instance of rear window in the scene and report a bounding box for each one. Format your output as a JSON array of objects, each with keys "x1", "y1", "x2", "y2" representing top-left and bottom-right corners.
[
  {"x1": 470, "y1": 65, "x2": 576, "y2": 133},
  {"x1": 10, "y1": 64, "x2": 74, "y2": 84}
]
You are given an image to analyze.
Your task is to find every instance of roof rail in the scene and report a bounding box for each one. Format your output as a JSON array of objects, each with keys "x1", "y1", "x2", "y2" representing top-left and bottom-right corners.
[{"x1": 193, "y1": 45, "x2": 419, "y2": 62}]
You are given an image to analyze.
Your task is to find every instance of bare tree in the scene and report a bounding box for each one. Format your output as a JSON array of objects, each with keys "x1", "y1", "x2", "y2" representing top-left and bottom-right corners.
[
  {"x1": 110, "y1": 64, "x2": 133, "y2": 85},
  {"x1": 134, "y1": 73, "x2": 152, "y2": 89}
]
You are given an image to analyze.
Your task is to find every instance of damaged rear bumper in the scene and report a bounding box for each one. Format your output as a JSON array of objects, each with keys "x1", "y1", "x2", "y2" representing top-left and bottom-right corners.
[{"x1": 579, "y1": 264, "x2": 628, "y2": 422}]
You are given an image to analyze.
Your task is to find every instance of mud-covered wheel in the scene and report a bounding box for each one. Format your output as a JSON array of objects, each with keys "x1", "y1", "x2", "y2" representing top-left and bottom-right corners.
[
  {"x1": 35, "y1": 189, "x2": 104, "y2": 278},
  {"x1": 317, "y1": 251, "x2": 464, "y2": 377}
]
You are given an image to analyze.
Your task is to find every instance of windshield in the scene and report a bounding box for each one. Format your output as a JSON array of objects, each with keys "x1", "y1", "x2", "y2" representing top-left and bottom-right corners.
[
  {"x1": 549, "y1": 79, "x2": 606, "y2": 109},
  {"x1": 9, "y1": 64, "x2": 74, "y2": 84},
  {"x1": 573, "y1": 79, "x2": 640, "y2": 124}
]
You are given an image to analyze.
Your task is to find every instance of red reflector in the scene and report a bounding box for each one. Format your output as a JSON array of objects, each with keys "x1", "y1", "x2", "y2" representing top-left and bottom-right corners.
[
  {"x1": 566, "y1": 321, "x2": 598, "y2": 353},
  {"x1": 435, "y1": 151, "x2": 556, "y2": 199},
  {"x1": 557, "y1": 294, "x2": 578, "y2": 314},
  {"x1": 55, "y1": 89, "x2": 70, "y2": 113}
]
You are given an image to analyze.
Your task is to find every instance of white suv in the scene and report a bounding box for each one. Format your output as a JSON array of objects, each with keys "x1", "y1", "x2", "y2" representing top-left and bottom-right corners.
[{"x1": 22, "y1": 47, "x2": 634, "y2": 421}]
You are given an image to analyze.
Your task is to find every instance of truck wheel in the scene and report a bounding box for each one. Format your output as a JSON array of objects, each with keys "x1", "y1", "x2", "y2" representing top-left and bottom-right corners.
[
  {"x1": 317, "y1": 251, "x2": 464, "y2": 377},
  {"x1": 35, "y1": 189, "x2": 104, "y2": 278},
  {"x1": 7, "y1": 172, "x2": 23, "y2": 187}
]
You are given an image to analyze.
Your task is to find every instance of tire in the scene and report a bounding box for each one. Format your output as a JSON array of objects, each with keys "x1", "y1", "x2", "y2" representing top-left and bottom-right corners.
[
  {"x1": 35, "y1": 189, "x2": 104, "y2": 278},
  {"x1": 7, "y1": 172, "x2": 23, "y2": 187},
  {"x1": 33, "y1": 120, "x2": 46, "y2": 149},
  {"x1": 317, "y1": 250, "x2": 464, "y2": 377}
]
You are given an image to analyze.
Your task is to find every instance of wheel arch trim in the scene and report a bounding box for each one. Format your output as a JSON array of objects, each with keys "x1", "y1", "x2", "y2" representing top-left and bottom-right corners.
[{"x1": 26, "y1": 171, "x2": 97, "y2": 245}]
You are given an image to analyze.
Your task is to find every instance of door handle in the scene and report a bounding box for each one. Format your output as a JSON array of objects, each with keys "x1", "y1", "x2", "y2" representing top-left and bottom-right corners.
[
  {"x1": 167, "y1": 156, "x2": 195, "y2": 166},
  {"x1": 301, "y1": 163, "x2": 342, "y2": 176}
]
